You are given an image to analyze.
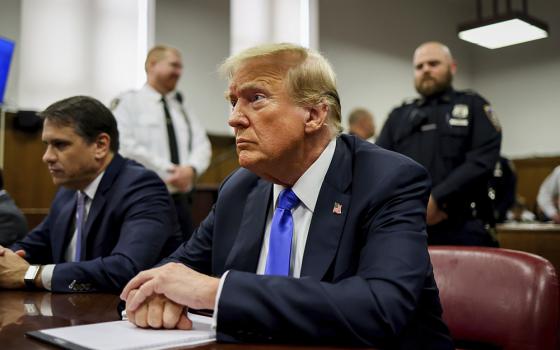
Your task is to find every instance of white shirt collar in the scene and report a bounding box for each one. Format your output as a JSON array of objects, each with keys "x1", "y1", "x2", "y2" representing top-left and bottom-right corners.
[
  {"x1": 81, "y1": 171, "x2": 105, "y2": 201},
  {"x1": 142, "y1": 83, "x2": 177, "y2": 101},
  {"x1": 273, "y1": 138, "x2": 337, "y2": 213}
]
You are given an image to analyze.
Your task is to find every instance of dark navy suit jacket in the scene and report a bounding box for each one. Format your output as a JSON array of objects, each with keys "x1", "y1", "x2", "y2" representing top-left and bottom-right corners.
[
  {"x1": 164, "y1": 135, "x2": 453, "y2": 348},
  {"x1": 0, "y1": 191, "x2": 28, "y2": 246},
  {"x1": 11, "y1": 154, "x2": 182, "y2": 293}
]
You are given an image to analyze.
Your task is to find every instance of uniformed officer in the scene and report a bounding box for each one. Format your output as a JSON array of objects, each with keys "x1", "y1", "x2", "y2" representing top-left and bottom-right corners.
[
  {"x1": 112, "y1": 45, "x2": 212, "y2": 241},
  {"x1": 377, "y1": 41, "x2": 502, "y2": 246}
]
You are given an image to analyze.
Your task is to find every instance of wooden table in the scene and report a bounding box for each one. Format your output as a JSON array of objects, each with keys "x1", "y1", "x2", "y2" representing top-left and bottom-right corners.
[
  {"x1": 0, "y1": 291, "x2": 368, "y2": 350},
  {"x1": 497, "y1": 222, "x2": 560, "y2": 273}
]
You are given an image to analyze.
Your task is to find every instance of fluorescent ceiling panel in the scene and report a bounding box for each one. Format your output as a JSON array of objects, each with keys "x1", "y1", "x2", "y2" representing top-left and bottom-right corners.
[{"x1": 459, "y1": 18, "x2": 548, "y2": 49}]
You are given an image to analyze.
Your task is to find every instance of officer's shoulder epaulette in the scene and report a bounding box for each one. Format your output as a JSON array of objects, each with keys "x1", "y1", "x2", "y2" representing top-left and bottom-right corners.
[
  {"x1": 455, "y1": 89, "x2": 489, "y2": 103},
  {"x1": 398, "y1": 97, "x2": 419, "y2": 107},
  {"x1": 457, "y1": 89, "x2": 483, "y2": 98},
  {"x1": 109, "y1": 89, "x2": 136, "y2": 110}
]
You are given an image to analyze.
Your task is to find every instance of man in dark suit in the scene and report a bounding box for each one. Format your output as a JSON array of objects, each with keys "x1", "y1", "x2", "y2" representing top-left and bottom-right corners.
[
  {"x1": 0, "y1": 96, "x2": 182, "y2": 293},
  {"x1": 0, "y1": 170, "x2": 28, "y2": 246},
  {"x1": 121, "y1": 43, "x2": 453, "y2": 348}
]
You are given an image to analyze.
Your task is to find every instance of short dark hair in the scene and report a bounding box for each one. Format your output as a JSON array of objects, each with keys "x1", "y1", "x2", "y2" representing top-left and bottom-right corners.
[{"x1": 38, "y1": 95, "x2": 119, "y2": 152}]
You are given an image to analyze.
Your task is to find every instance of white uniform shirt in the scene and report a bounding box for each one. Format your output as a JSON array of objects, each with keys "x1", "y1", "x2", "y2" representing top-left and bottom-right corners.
[
  {"x1": 112, "y1": 84, "x2": 211, "y2": 192},
  {"x1": 537, "y1": 165, "x2": 560, "y2": 219}
]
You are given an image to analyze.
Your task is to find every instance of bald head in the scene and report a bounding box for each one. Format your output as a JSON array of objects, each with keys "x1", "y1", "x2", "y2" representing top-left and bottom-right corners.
[
  {"x1": 414, "y1": 42, "x2": 453, "y2": 63},
  {"x1": 348, "y1": 108, "x2": 375, "y2": 140},
  {"x1": 413, "y1": 41, "x2": 456, "y2": 97}
]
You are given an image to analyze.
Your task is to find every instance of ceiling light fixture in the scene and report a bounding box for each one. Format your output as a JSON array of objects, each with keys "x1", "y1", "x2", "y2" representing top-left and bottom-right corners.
[{"x1": 458, "y1": 0, "x2": 549, "y2": 49}]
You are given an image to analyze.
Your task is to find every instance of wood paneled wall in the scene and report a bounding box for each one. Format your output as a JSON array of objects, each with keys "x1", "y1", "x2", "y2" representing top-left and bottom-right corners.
[
  {"x1": 198, "y1": 134, "x2": 238, "y2": 186},
  {"x1": 512, "y1": 156, "x2": 560, "y2": 213},
  {"x1": 2, "y1": 112, "x2": 57, "y2": 229}
]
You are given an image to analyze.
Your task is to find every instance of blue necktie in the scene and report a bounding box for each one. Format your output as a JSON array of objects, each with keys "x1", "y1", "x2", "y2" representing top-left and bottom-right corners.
[
  {"x1": 74, "y1": 191, "x2": 86, "y2": 262},
  {"x1": 265, "y1": 188, "x2": 300, "y2": 276}
]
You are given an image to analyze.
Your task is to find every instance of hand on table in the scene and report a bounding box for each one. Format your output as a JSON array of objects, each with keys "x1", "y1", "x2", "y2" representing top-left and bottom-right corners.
[{"x1": 120, "y1": 263, "x2": 219, "y2": 329}]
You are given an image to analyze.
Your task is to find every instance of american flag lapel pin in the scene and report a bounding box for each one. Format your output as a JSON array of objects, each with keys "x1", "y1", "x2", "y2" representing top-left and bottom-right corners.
[{"x1": 332, "y1": 202, "x2": 342, "y2": 215}]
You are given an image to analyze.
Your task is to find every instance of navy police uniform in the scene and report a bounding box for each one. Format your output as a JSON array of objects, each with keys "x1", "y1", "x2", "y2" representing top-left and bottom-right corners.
[{"x1": 377, "y1": 88, "x2": 501, "y2": 246}]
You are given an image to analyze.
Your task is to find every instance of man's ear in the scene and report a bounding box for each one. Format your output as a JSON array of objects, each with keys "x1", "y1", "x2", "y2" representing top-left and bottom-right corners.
[
  {"x1": 146, "y1": 59, "x2": 158, "y2": 76},
  {"x1": 94, "y1": 133, "x2": 111, "y2": 159},
  {"x1": 450, "y1": 60, "x2": 458, "y2": 76},
  {"x1": 304, "y1": 103, "x2": 329, "y2": 134}
]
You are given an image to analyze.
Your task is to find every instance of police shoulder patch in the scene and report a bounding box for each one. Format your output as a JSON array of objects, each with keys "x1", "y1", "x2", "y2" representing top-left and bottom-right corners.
[
  {"x1": 401, "y1": 97, "x2": 418, "y2": 106},
  {"x1": 484, "y1": 104, "x2": 501, "y2": 132},
  {"x1": 110, "y1": 97, "x2": 120, "y2": 110},
  {"x1": 109, "y1": 90, "x2": 135, "y2": 111}
]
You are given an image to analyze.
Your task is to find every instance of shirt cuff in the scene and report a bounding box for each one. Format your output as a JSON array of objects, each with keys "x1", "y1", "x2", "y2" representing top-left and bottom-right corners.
[
  {"x1": 41, "y1": 264, "x2": 55, "y2": 291},
  {"x1": 212, "y1": 270, "x2": 230, "y2": 331}
]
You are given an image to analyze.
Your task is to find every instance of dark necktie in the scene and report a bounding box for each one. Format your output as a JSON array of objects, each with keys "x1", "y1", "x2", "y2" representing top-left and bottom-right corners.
[
  {"x1": 74, "y1": 191, "x2": 86, "y2": 262},
  {"x1": 265, "y1": 188, "x2": 300, "y2": 276},
  {"x1": 175, "y1": 92, "x2": 192, "y2": 152},
  {"x1": 161, "y1": 96, "x2": 180, "y2": 164}
]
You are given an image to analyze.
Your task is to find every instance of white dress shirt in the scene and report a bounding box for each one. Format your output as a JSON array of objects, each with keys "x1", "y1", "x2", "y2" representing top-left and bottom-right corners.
[
  {"x1": 255, "y1": 138, "x2": 337, "y2": 277},
  {"x1": 537, "y1": 165, "x2": 560, "y2": 219},
  {"x1": 112, "y1": 84, "x2": 211, "y2": 192},
  {"x1": 212, "y1": 138, "x2": 337, "y2": 325},
  {"x1": 41, "y1": 172, "x2": 104, "y2": 290}
]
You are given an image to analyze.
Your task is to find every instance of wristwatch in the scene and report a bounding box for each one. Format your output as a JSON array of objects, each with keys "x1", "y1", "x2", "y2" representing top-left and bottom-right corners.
[{"x1": 24, "y1": 265, "x2": 41, "y2": 289}]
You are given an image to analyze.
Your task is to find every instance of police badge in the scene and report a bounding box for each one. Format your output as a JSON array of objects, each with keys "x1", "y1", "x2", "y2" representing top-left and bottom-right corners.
[{"x1": 451, "y1": 104, "x2": 469, "y2": 119}]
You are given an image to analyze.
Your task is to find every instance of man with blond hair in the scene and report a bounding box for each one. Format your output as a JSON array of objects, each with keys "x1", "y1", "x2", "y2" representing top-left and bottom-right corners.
[
  {"x1": 112, "y1": 45, "x2": 211, "y2": 240},
  {"x1": 378, "y1": 41, "x2": 501, "y2": 247},
  {"x1": 121, "y1": 43, "x2": 453, "y2": 348}
]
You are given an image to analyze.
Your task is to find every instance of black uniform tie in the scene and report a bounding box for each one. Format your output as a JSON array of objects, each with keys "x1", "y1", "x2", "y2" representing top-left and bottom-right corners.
[{"x1": 161, "y1": 96, "x2": 180, "y2": 164}]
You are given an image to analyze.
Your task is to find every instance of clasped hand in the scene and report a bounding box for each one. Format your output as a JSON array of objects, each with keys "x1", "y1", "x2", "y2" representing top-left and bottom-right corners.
[
  {"x1": 120, "y1": 263, "x2": 219, "y2": 329},
  {"x1": 166, "y1": 165, "x2": 196, "y2": 192},
  {"x1": 0, "y1": 245, "x2": 28, "y2": 289},
  {"x1": 426, "y1": 195, "x2": 448, "y2": 226}
]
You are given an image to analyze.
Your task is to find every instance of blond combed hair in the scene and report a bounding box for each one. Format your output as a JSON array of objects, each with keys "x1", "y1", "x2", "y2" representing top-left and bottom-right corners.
[
  {"x1": 145, "y1": 45, "x2": 180, "y2": 72},
  {"x1": 220, "y1": 43, "x2": 342, "y2": 137}
]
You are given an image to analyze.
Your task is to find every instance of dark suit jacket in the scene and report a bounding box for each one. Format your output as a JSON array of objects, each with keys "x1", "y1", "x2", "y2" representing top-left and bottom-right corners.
[
  {"x1": 164, "y1": 135, "x2": 453, "y2": 349},
  {"x1": 11, "y1": 154, "x2": 182, "y2": 293},
  {"x1": 0, "y1": 191, "x2": 28, "y2": 246}
]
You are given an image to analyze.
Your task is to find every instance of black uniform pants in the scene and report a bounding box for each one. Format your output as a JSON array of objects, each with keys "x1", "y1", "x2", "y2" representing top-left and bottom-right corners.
[{"x1": 428, "y1": 218, "x2": 499, "y2": 247}]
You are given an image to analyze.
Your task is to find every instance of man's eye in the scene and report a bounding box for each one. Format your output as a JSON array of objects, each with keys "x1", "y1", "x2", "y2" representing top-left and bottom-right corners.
[
  {"x1": 53, "y1": 142, "x2": 68, "y2": 150},
  {"x1": 230, "y1": 99, "x2": 237, "y2": 108},
  {"x1": 252, "y1": 94, "x2": 265, "y2": 102}
]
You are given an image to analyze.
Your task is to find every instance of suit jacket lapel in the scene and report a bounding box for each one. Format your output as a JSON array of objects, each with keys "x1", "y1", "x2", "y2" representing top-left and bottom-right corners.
[
  {"x1": 301, "y1": 136, "x2": 352, "y2": 279},
  {"x1": 80, "y1": 154, "x2": 125, "y2": 259},
  {"x1": 225, "y1": 180, "x2": 271, "y2": 272}
]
